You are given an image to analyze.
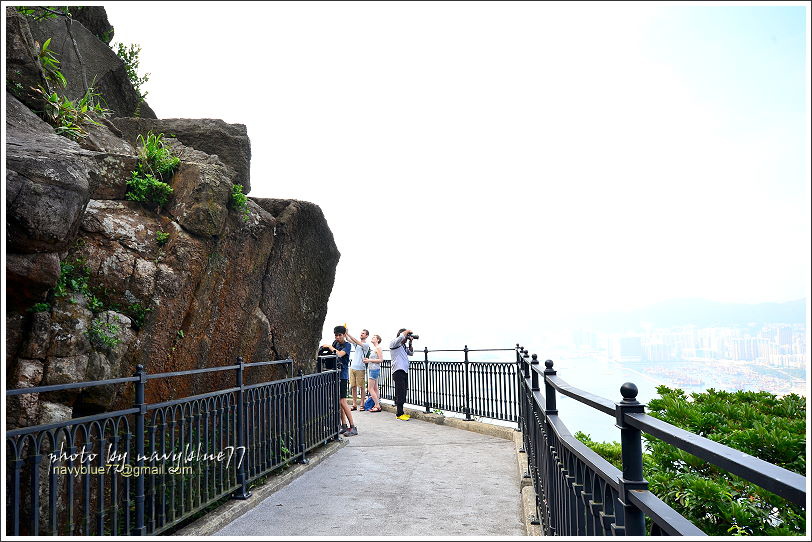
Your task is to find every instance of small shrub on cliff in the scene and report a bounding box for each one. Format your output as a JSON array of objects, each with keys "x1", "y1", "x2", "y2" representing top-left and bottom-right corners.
[
  {"x1": 36, "y1": 38, "x2": 67, "y2": 88},
  {"x1": 16, "y1": 6, "x2": 71, "y2": 20},
  {"x1": 33, "y1": 83, "x2": 110, "y2": 140},
  {"x1": 156, "y1": 231, "x2": 170, "y2": 246},
  {"x1": 87, "y1": 317, "x2": 122, "y2": 350},
  {"x1": 125, "y1": 303, "x2": 152, "y2": 329},
  {"x1": 114, "y1": 42, "x2": 150, "y2": 114},
  {"x1": 28, "y1": 302, "x2": 51, "y2": 313},
  {"x1": 126, "y1": 171, "x2": 173, "y2": 206},
  {"x1": 230, "y1": 184, "x2": 250, "y2": 221},
  {"x1": 136, "y1": 132, "x2": 179, "y2": 180},
  {"x1": 54, "y1": 258, "x2": 105, "y2": 311}
]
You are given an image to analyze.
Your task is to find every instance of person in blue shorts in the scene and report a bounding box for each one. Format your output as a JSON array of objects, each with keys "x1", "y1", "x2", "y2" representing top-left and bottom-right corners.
[
  {"x1": 364, "y1": 334, "x2": 383, "y2": 412},
  {"x1": 321, "y1": 325, "x2": 357, "y2": 436}
]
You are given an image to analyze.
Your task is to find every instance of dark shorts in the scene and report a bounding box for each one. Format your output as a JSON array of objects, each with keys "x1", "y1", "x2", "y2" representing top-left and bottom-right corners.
[{"x1": 340, "y1": 379, "x2": 349, "y2": 399}]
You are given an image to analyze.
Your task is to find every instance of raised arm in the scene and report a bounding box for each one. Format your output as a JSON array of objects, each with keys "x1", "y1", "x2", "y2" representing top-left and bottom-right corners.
[{"x1": 345, "y1": 330, "x2": 361, "y2": 346}]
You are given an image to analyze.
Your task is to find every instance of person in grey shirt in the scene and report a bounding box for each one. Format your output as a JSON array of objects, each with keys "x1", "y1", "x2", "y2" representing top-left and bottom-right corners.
[{"x1": 390, "y1": 328, "x2": 415, "y2": 420}]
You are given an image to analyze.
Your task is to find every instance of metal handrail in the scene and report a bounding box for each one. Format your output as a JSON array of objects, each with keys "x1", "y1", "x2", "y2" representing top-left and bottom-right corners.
[{"x1": 516, "y1": 346, "x2": 807, "y2": 536}]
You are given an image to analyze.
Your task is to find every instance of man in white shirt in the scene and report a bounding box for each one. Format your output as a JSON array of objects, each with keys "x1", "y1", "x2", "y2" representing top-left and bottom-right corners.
[
  {"x1": 389, "y1": 328, "x2": 414, "y2": 420},
  {"x1": 345, "y1": 329, "x2": 370, "y2": 411}
]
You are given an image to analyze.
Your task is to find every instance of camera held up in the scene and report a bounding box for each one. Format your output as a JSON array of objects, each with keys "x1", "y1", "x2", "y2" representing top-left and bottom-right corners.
[{"x1": 407, "y1": 332, "x2": 419, "y2": 340}]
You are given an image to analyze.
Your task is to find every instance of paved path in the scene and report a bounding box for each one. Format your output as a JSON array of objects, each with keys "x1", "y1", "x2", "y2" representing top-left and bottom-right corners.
[{"x1": 214, "y1": 407, "x2": 525, "y2": 537}]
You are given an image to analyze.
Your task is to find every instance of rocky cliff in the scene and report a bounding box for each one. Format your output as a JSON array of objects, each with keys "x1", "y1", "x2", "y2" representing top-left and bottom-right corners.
[{"x1": 5, "y1": 7, "x2": 340, "y2": 428}]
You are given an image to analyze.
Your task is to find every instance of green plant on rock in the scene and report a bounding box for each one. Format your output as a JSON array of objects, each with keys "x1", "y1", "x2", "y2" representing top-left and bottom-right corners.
[
  {"x1": 16, "y1": 6, "x2": 71, "y2": 20},
  {"x1": 155, "y1": 230, "x2": 170, "y2": 246},
  {"x1": 575, "y1": 386, "x2": 806, "y2": 536},
  {"x1": 126, "y1": 171, "x2": 173, "y2": 206},
  {"x1": 53, "y1": 257, "x2": 106, "y2": 311},
  {"x1": 36, "y1": 38, "x2": 67, "y2": 88},
  {"x1": 32, "y1": 82, "x2": 110, "y2": 140},
  {"x1": 87, "y1": 317, "x2": 122, "y2": 350},
  {"x1": 114, "y1": 42, "x2": 150, "y2": 113},
  {"x1": 230, "y1": 184, "x2": 250, "y2": 221},
  {"x1": 126, "y1": 303, "x2": 152, "y2": 329},
  {"x1": 28, "y1": 302, "x2": 51, "y2": 313},
  {"x1": 136, "y1": 132, "x2": 180, "y2": 180}
]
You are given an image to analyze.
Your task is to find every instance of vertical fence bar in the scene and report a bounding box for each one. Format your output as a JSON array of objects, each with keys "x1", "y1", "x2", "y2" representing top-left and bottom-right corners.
[
  {"x1": 424, "y1": 347, "x2": 430, "y2": 412},
  {"x1": 132, "y1": 364, "x2": 147, "y2": 536},
  {"x1": 616, "y1": 382, "x2": 647, "y2": 536},
  {"x1": 298, "y1": 370, "x2": 310, "y2": 464},
  {"x1": 464, "y1": 345, "x2": 471, "y2": 421},
  {"x1": 232, "y1": 357, "x2": 251, "y2": 500}
]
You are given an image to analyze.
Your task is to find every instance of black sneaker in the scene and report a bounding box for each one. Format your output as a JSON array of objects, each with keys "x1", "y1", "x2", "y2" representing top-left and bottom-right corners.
[{"x1": 346, "y1": 426, "x2": 358, "y2": 436}]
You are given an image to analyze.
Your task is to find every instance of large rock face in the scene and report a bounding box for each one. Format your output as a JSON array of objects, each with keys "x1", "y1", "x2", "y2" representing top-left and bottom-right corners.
[
  {"x1": 5, "y1": 8, "x2": 340, "y2": 428},
  {"x1": 24, "y1": 8, "x2": 156, "y2": 118}
]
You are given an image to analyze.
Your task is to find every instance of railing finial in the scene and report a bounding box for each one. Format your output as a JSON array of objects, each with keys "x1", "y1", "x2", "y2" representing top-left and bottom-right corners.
[
  {"x1": 544, "y1": 359, "x2": 554, "y2": 370},
  {"x1": 620, "y1": 382, "x2": 639, "y2": 403}
]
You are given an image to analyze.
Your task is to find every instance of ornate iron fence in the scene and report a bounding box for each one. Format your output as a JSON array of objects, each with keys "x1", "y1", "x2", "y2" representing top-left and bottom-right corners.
[
  {"x1": 320, "y1": 346, "x2": 518, "y2": 422},
  {"x1": 5, "y1": 359, "x2": 340, "y2": 536},
  {"x1": 515, "y1": 346, "x2": 807, "y2": 536}
]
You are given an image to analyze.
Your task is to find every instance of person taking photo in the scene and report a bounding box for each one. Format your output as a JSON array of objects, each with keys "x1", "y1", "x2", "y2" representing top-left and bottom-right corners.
[{"x1": 390, "y1": 328, "x2": 415, "y2": 420}]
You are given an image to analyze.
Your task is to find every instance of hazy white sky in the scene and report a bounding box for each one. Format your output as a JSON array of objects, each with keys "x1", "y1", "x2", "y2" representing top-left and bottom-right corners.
[{"x1": 100, "y1": 2, "x2": 809, "y2": 349}]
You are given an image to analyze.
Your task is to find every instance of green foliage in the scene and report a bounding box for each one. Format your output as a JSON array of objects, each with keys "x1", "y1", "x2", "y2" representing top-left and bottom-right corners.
[
  {"x1": 126, "y1": 171, "x2": 173, "y2": 206},
  {"x1": 87, "y1": 317, "x2": 121, "y2": 350},
  {"x1": 36, "y1": 38, "x2": 67, "y2": 88},
  {"x1": 54, "y1": 257, "x2": 105, "y2": 311},
  {"x1": 114, "y1": 42, "x2": 149, "y2": 113},
  {"x1": 135, "y1": 132, "x2": 180, "y2": 180},
  {"x1": 125, "y1": 303, "x2": 152, "y2": 329},
  {"x1": 126, "y1": 132, "x2": 178, "y2": 206},
  {"x1": 28, "y1": 302, "x2": 51, "y2": 313},
  {"x1": 32, "y1": 83, "x2": 110, "y2": 140},
  {"x1": 15, "y1": 6, "x2": 71, "y2": 20},
  {"x1": 575, "y1": 386, "x2": 806, "y2": 536},
  {"x1": 230, "y1": 184, "x2": 250, "y2": 221},
  {"x1": 155, "y1": 231, "x2": 170, "y2": 246},
  {"x1": 176, "y1": 330, "x2": 185, "y2": 339}
]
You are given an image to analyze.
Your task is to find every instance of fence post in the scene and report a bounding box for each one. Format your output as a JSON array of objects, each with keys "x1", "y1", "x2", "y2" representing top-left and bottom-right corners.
[
  {"x1": 543, "y1": 359, "x2": 557, "y2": 414},
  {"x1": 424, "y1": 346, "x2": 430, "y2": 413},
  {"x1": 132, "y1": 364, "x2": 147, "y2": 535},
  {"x1": 531, "y1": 354, "x2": 540, "y2": 392},
  {"x1": 464, "y1": 345, "x2": 472, "y2": 421},
  {"x1": 232, "y1": 357, "x2": 251, "y2": 500},
  {"x1": 515, "y1": 344, "x2": 523, "y2": 435},
  {"x1": 298, "y1": 369, "x2": 310, "y2": 464},
  {"x1": 616, "y1": 382, "x2": 647, "y2": 536}
]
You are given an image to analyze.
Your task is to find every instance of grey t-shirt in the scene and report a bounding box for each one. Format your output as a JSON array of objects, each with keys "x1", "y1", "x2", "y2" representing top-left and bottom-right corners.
[
  {"x1": 389, "y1": 334, "x2": 413, "y2": 373},
  {"x1": 367, "y1": 345, "x2": 381, "y2": 370}
]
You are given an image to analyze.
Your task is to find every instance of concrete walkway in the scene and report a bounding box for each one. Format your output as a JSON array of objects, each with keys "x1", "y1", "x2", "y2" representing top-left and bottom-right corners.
[{"x1": 214, "y1": 406, "x2": 525, "y2": 537}]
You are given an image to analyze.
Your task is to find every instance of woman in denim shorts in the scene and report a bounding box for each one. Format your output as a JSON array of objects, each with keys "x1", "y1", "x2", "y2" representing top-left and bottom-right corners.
[{"x1": 365, "y1": 334, "x2": 383, "y2": 412}]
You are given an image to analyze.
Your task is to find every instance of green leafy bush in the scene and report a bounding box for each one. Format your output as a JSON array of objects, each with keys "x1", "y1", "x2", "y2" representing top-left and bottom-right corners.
[
  {"x1": 230, "y1": 184, "x2": 250, "y2": 221},
  {"x1": 28, "y1": 302, "x2": 51, "y2": 313},
  {"x1": 576, "y1": 386, "x2": 806, "y2": 536},
  {"x1": 126, "y1": 303, "x2": 152, "y2": 329},
  {"x1": 36, "y1": 38, "x2": 67, "y2": 88},
  {"x1": 126, "y1": 132, "x2": 178, "y2": 206},
  {"x1": 136, "y1": 132, "x2": 180, "y2": 180},
  {"x1": 114, "y1": 42, "x2": 150, "y2": 114},
  {"x1": 53, "y1": 257, "x2": 105, "y2": 311},
  {"x1": 33, "y1": 83, "x2": 110, "y2": 140},
  {"x1": 126, "y1": 171, "x2": 173, "y2": 206},
  {"x1": 87, "y1": 318, "x2": 122, "y2": 350},
  {"x1": 16, "y1": 6, "x2": 71, "y2": 20},
  {"x1": 156, "y1": 231, "x2": 170, "y2": 246}
]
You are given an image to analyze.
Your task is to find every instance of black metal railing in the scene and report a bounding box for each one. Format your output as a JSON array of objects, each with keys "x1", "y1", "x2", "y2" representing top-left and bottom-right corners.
[
  {"x1": 5, "y1": 358, "x2": 340, "y2": 536},
  {"x1": 515, "y1": 345, "x2": 807, "y2": 536},
  {"x1": 320, "y1": 346, "x2": 518, "y2": 422}
]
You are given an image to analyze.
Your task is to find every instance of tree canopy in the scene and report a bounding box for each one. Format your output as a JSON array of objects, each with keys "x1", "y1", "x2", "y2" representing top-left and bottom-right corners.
[{"x1": 576, "y1": 386, "x2": 806, "y2": 536}]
